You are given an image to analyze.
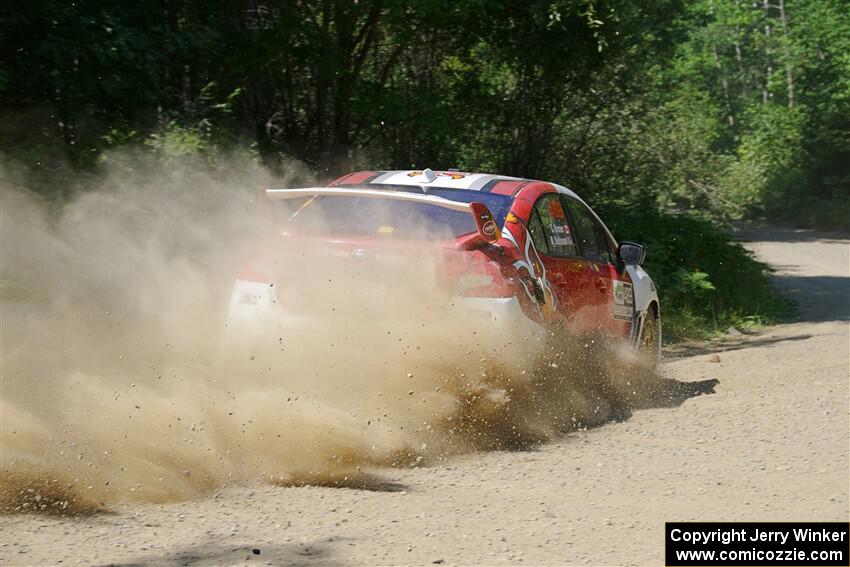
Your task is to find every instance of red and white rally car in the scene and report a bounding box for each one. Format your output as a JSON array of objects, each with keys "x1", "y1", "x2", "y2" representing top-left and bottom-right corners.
[{"x1": 228, "y1": 169, "x2": 661, "y2": 362}]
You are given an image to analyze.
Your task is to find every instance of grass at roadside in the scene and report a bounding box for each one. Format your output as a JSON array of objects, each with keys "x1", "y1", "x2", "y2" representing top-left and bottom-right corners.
[{"x1": 597, "y1": 205, "x2": 793, "y2": 341}]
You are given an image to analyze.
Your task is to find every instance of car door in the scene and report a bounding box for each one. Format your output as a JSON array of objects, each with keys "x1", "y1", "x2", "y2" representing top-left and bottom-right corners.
[
  {"x1": 528, "y1": 193, "x2": 600, "y2": 334},
  {"x1": 562, "y1": 196, "x2": 632, "y2": 337}
]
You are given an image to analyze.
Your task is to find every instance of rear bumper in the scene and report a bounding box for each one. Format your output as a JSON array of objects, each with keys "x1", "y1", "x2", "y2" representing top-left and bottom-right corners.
[
  {"x1": 456, "y1": 296, "x2": 546, "y2": 340},
  {"x1": 224, "y1": 280, "x2": 546, "y2": 370},
  {"x1": 453, "y1": 296, "x2": 548, "y2": 371}
]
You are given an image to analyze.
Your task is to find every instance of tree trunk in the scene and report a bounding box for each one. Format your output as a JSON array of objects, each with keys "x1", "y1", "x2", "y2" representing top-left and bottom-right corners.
[
  {"x1": 713, "y1": 46, "x2": 735, "y2": 127},
  {"x1": 778, "y1": 0, "x2": 795, "y2": 108},
  {"x1": 709, "y1": 0, "x2": 734, "y2": 126},
  {"x1": 734, "y1": 23, "x2": 747, "y2": 99},
  {"x1": 315, "y1": 0, "x2": 331, "y2": 166},
  {"x1": 762, "y1": 0, "x2": 773, "y2": 104},
  {"x1": 332, "y1": 0, "x2": 354, "y2": 170}
]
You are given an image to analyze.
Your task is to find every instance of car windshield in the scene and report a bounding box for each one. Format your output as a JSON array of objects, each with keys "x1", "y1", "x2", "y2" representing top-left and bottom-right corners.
[{"x1": 277, "y1": 186, "x2": 514, "y2": 240}]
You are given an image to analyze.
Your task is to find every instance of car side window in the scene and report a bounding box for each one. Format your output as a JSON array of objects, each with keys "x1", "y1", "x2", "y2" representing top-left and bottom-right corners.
[
  {"x1": 562, "y1": 197, "x2": 612, "y2": 263},
  {"x1": 533, "y1": 194, "x2": 578, "y2": 257},
  {"x1": 527, "y1": 209, "x2": 549, "y2": 255},
  {"x1": 592, "y1": 220, "x2": 616, "y2": 264}
]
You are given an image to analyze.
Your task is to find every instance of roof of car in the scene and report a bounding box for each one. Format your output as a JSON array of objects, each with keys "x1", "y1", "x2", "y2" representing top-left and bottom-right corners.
[
  {"x1": 367, "y1": 170, "x2": 523, "y2": 191},
  {"x1": 334, "y1": 169, "x2": 583, "y2": 201}
]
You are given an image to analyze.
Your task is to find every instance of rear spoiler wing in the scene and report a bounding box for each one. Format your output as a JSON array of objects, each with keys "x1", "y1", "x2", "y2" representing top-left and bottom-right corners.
[{"x1": 265, "y1": 187, "x2": 502, "y2": 242}]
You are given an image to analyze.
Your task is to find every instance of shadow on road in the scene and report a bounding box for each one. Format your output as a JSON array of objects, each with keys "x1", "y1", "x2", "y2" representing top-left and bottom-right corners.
[
  {"x1": 734, "y1": 224, "x2": 849, "y2": 323},
  {"x1": 733, "y1": 224, "x2": 850, "y2": 244},
  {"x1": 664, "y1": 333, "x2": 814, "y2": 359},
  {"x1": 601, "y1": 377, "x2": 720, "y2": 425},
  {"x1": 632, "y1": 377, "x2": 719, "y2": 410},
  {"x1": 103, "y1": 540, "x2": 340, "y2": 567},
  {"x1": 282, "y1": 474, "x2": 408, "y2": 493},
  {"x1": 772, "y1": 274, "x2": 850, "y2": 322}
]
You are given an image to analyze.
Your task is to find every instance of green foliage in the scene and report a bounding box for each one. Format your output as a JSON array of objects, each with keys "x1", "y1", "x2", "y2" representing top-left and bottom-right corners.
[
  {"x1": 102, "y1": 127, "x2": 139, "y2": 148},
  {"x1": 2, "y1": 0, "x2": 846, "y2": 220},
  {"x1": 668, "y1": 0, "x2": 850, "y2": 229},
  {"x1": 713, "y1": 104, "x2": 806, "y2": 215},
  {"x1": 597, "y1": 204, "x2": 791, "y2": 338},
  {"x1": 671, "y1": 268, "x2": 715, "y2": 294},
  {"x1": 145, "y1": 122, "x2": 210, "y2": 160}
]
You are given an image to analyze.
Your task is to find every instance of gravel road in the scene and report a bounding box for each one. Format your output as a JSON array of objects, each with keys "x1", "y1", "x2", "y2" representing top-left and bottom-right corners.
[{"x1": 1, "y1": 226, "x2": 848, "y2": 566}]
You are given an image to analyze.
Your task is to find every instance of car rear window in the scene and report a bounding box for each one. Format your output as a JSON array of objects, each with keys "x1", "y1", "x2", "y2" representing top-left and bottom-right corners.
[{"x1": 276, "y1": 186, "x2": 514, "y2": 240}]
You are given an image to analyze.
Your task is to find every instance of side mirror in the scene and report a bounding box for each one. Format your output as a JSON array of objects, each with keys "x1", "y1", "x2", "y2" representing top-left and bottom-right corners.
[
  {"x1": 469, "y1": 202, "x2": 501, "y2": 243},
  {"x1": 618, "y1": 241, "x2": 646, "y2": 266}
]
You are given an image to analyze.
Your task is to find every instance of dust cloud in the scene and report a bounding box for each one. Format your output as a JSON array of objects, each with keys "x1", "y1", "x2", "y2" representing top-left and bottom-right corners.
[{"x1": 0, "y1": 155, "x2": 661, "y2": 515}]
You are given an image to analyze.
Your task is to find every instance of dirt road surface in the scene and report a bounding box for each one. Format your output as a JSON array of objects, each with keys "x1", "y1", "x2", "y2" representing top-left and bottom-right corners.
[{"x1": 2, "y1": 226, "x2": 848, "y2": 566}]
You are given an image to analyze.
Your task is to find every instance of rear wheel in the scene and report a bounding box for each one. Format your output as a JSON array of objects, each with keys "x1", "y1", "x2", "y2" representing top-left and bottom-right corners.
[{"x1": 639, "y1": 306, "x2": 661, "y2": 361}]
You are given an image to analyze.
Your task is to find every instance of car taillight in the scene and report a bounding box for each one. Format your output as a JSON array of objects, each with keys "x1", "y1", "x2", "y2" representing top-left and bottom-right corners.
[{"x1": 455, "y1": 261, "x2": 514, "y2": 298}]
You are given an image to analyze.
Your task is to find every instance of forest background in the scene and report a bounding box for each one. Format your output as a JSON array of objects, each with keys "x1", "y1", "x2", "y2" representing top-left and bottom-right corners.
[{"x1": 2, "y1": 0, "x2": 847, "y2": 336}]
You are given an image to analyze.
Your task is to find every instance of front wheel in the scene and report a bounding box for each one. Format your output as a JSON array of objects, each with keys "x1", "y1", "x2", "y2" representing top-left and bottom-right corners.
[{"x1": 639, "y1": 306, "x2": 662, "y2": 362}]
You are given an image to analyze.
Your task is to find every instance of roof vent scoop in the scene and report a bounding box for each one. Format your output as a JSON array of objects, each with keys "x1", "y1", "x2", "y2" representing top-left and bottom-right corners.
[{"x1": 421, "y1": 168, "x2": 437, "y2": 182}]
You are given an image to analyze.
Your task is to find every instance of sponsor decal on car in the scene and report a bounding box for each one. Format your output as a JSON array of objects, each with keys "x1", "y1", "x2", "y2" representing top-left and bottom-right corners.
[
  {"x1": 407, "y1": 170, "x2": 467, "y2": 181},
  {"x1": 613, "y1": 280, "x2": 635, "y2": 320},
  {"x1": 548, "y1": 198, "x2": 567, "y2": 220},
  {"x1": 502, "y1": 224, "x2": 557, "y2": 323},
  {"x1": 549, "y1": 225, "x2": 575, "y2": 247}
]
